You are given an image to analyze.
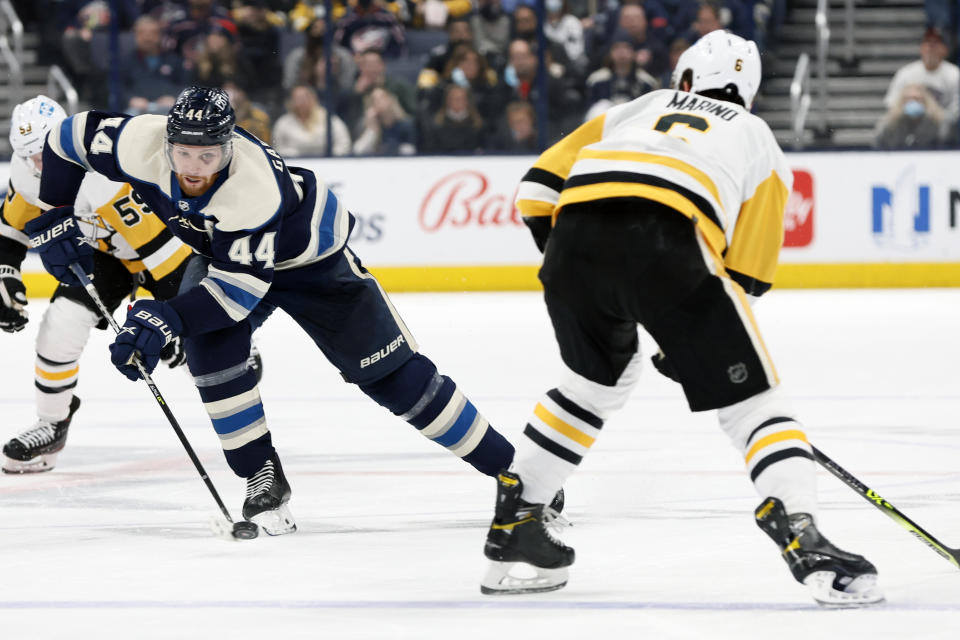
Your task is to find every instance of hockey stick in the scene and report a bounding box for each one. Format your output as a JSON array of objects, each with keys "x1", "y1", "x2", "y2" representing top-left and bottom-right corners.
[
  {"x1": 68, "y1": 263, "x2": 258, "y2": 540},
  {"x1": 812, "y1": 444, "x2": 960, "y2": 570}
]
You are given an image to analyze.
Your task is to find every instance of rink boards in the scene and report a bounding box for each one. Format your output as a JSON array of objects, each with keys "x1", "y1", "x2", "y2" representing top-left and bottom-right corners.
[{"x1": 5, "y1": 150, "x2": 960, "y2": 294}]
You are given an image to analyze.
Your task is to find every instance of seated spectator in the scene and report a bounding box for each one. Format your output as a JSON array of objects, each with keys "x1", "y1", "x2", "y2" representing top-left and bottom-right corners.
[
  {"x1": 660, "y1": 36, "x2": 691, "y2": 88},
  {"x1": 224, "y1": 80, "x2": 272, "y2": 144},
  {"x1": 422, "y1": 44, "x2": 503, "y2": 127},
  {"x1": 420, "y1": 84, "x2": 486, "y2": 153},
  {"x1": 334, "y1": 0, "x2": 408, "y2": 58},
  {"x1": 272, "y1": 85, "x2": 352, "y2": 157},
  {"x1": 283, "y1": 13, "x2": 357, "y2": 93},
  {"x1": 512, "y1": 4, "x2": 582, "y2": 82},
  {"x1": 585, "y1": 33, "x2": 658, "y2": 112},
  {"x1": 122, "y1": 15, "x2": 186, "y2": 115},
  {"x1": 411, "y1": 0, "x2": 473, "y2": 30},
  {"x1": 884, "y1": 27, "x2": 960, "y2": 139},
  {"x1": 470, "y1": 0, "x2": 511, "y2": 66},
  {"x1": 875, "y1": 84, "x2": 945, "y2": 149},
  {"x1": 592, "y1": 4, "x2": 668, "y2": 78},
  {"x1": 498, "y1": 38, "x2": 584, "y2": 142},
  {"x1": 423, "y1": 17, "x2": 476, "y2": 76},
  {"x1": 190, "y1": 27, "x2": 256, "y2": 89},
  {"x1": 343, "y1": 49, "x2": 418, "y2": 132},
  {"x1": 489, "y1": 100, "x2": 539, "y2": 152},
  {"x1": 684, "y1": 1, "x2": 725, "y2": 44},
  {"x1": 353, "y1": 87, "x2": 418, "y2": 155},
  {"x1": 59, "y1": 0, "x2": 140, "y2": 103},
  {"x1": 166, "y1": 0, "x2": 235, "y2": 61},
  {"x1": 544, "y1": 0, "x2": 588, "y2": 76},
  {"x1": 233, "y1": 0, "x2": 282, "y2": 108}
]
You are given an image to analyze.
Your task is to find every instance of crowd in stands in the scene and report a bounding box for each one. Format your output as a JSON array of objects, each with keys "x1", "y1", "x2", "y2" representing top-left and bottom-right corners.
[
  {"x1": 22, "y1": 0, "x2": 780, "y2": 156},
  {"x1": 877, "y1": 26, "x2": 960, "y2": 149}
]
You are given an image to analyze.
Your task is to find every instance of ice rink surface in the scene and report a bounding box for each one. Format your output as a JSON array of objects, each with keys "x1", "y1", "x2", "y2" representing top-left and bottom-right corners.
[{"x1": 1, "y1": 289, "x2": 958, "y2": 639}]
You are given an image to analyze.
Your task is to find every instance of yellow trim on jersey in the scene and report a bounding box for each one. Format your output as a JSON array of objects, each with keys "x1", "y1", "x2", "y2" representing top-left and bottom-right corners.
[
  {"x1": 2, "y1": 190, "x2": 42, "y2": 230},
  {"x1": 150, "y1": 244, "x2": 194, "y2": 280},
  {"x1": 576, "y1": 149, "x2": 723, "y2": 208},
  {"x1": 533, "y1": 403, "x2": 596, "y2": 447},
  {"x1": 516, "y1": 199, "x2": 555, "y2": 218},
  {"x1": 725, "y1": 171, "x2": 789, "y2": 287},
  {"x1": 557, "y1": 182, "x2": 728, "y2": 254},
  {"x1": 35, "y1": 365, "x2": 79, "y2": 381},
  {"x1": 531, "y1": 114, "x2": 607, "y2": 183}
]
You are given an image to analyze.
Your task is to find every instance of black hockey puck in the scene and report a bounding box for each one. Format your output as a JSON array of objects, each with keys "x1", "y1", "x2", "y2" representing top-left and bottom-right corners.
[{"x1": 232, "y1": 521, "x2": 259, "y2": 540}]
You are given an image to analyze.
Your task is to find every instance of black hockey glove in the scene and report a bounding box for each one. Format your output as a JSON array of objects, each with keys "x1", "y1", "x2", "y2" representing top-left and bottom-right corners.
[
  {"x1": 159, "y1": 335, "x2": 187, "y2": 369},
  {"x1": 0, "y1": 264, "x2": 28, "y2": 332},
  {"x1": 650, "y1": 350, "x2": 680, "y2": 384}
]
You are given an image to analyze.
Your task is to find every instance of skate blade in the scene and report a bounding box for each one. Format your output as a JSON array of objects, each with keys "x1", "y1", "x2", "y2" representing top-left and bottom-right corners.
[
  {"x1": 1, "y1": 452, "x2": 58, "y2": 474},
  {"x1": 248, "y1": 504, "x2": 297, "y2": 536},
  {"x1": 804, "y1": 571, "x2": 885, "y2": 608},
  {"x1": 480, "y1": 561, "x2": 568, "y2": 595}
]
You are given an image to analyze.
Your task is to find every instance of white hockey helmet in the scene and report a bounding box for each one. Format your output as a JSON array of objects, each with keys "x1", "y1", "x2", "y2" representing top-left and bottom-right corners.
[
  {"x1": 9, "y1": 95, "x2": 67, "y2": 174},
  {"x1": 671, "y1": 31, "x2": 761, "y2": 109}
]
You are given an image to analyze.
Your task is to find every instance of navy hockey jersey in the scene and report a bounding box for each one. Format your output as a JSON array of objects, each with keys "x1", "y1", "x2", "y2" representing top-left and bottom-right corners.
[{"x1": 39, "y1": 111, "x2": 352, "y2": 335}]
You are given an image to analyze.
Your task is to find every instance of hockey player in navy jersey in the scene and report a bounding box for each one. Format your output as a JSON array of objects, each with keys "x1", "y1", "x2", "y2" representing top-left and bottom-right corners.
[
  {"x1": 27, "y1": 86, "x2": 517, "y2": 535},
  {"x1": 478, "y1": 32, "x2": 882, "y2": 607}
]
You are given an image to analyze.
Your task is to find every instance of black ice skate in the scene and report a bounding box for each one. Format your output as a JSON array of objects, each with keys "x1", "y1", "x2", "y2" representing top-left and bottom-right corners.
[
  {"x1": 481, "y1": 471, "x2": 575, "y2": 595},
  {"x1": 755, "y1": 497, "x2": 883, "y2": 607},
  {"x1": 242, "y1": 452, "x2": 296, "y2": 535},
  {"x1": 2, "y1": 396, "x2": 81, "y2": 474}
]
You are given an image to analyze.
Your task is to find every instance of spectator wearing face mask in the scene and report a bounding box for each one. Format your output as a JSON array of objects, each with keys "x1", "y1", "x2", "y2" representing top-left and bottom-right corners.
[
  {"x1": 471, "y1": 0, "x2": 511, "y2": 65},
  {"x1": 544, "y1": 0, "x2": 587, "y2": 75},
  {"x1": 420, "y1": 84, "x2": 486, "y2": 153},
  {"x1": 884, "y1": 27, "x2": 960, "y2": 139},
  {"x1": 875, "y1": 83, "x2": 945, "y2": 149}
]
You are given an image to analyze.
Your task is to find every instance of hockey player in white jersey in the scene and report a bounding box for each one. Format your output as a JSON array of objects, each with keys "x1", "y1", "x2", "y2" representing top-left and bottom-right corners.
[
  {"x1": 479, "y1": 31, "x2": 883, "y2": 607},
  {"x1": 1, "y1": 96, "x2": 195, "y2": 473}
]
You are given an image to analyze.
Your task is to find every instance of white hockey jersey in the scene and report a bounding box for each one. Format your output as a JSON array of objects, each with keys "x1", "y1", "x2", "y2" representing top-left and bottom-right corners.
[
  {"x1": 516, "y1": 89, "x2": 792, "y2": 294},
  {"x1": 0, "y1": 154, "x2": 191, "y2": 280}
]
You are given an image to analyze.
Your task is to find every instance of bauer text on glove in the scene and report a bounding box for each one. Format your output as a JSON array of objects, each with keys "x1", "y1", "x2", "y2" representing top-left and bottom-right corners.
[
  {"x1": 108, "y1": 300, "x2": 184, "y2": 381},
  {"x1": 24, "y1": 206, "x2": 93, "y2": 287}
]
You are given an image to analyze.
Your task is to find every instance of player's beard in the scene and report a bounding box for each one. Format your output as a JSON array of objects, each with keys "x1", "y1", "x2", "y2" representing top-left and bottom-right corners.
[{"x1": 177, "y1": 172, "x2": 218, "y2": 197}]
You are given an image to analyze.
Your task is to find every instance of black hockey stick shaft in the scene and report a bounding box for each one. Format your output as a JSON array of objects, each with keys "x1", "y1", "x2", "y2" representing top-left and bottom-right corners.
[
  {"x1": 812, "y1": 444, "x2": 960, "y2": 570},
  {"x1": 69, "y1": 263, "x2": 237, "y2": 525}
]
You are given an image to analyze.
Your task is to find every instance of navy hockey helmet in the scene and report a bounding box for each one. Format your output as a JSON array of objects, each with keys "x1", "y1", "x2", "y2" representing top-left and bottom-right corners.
[{"x1": 165, "y1": 86, "x2": 235, "y2": 174}]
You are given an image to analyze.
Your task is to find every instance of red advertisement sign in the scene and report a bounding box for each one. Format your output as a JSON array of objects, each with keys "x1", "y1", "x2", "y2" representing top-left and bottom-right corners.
[{"x1": 784, "y1": 169, "x2": 814, "y2": 247}]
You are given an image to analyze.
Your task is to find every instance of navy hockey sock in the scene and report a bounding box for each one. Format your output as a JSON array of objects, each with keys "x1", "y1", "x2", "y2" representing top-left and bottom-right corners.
[
  {"x1": 361, "y1": 354, "x2": 515, "y2": 476},
  {"x1": 187, "y1": 330, "x2": 273, "y2": 478}
]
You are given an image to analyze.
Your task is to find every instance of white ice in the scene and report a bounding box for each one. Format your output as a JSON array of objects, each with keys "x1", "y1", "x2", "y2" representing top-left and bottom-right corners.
[{"x1": 1, "y1": 290, "x2": 958, "y2": 639}]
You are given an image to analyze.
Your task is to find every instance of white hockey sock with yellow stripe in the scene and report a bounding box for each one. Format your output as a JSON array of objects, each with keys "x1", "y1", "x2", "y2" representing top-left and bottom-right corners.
[
  {"x1": 514, "y1": 352, "x2": 643, "y2": 504},
  {"x1": 515, "y1": 387, "x2": 604, "y2": 504},
  {"x1": 718, "y1": 386, "x2": 817, "y2": 515},
  {"x1": 34, "y1": 298, "x2": 98, "y2": 423}
]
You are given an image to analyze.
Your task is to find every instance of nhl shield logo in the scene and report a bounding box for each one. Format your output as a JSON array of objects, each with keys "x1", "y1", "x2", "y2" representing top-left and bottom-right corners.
[
  {"x1": 728, "y1": 363, "x2": 748, "y2": 384},
  {"x1": 178, "y1": 200, "x2": 190, "y2": 211}
]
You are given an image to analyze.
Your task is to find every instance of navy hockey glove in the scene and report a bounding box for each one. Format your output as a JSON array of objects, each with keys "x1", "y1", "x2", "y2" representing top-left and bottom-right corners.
[
  {"x1": 651, "y1": 350, "x2": 680, "y2": 384},
  {"x1": 0, "y1": 264, "x2": 28, "y2": 332},
  {"x1": 24, "y1": 206, "x2": 93, "y2": 287},
  {"x1": 109, "y1": 300, "x2": 184, "y2": 381}
]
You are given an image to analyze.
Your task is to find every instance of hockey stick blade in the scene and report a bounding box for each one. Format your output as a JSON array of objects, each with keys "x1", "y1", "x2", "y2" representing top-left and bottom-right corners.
[
  {"x1": 812, "y1": 444, "x2": 960, "y2": 570},
  {"x1": 68, "y1": 262, "x2": 253, "y2": 541}
]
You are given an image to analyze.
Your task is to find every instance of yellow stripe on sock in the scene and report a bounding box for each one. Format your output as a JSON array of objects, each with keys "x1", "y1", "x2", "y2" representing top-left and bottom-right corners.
[
  {"x1": 533, "y1": 403, "x2": 596, "y2": 447},
  {"x1": 35, "y1": 365, "x2": 79, "y2": 381},
  {"x1": 745, "y1": 429, "x2": 809, "y2": 464}
]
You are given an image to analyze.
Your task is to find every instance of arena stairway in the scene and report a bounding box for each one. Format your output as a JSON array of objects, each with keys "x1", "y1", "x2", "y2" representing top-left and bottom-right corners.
[{"x1": 756, "y1": 0, "x2": 928, "y2": 149}]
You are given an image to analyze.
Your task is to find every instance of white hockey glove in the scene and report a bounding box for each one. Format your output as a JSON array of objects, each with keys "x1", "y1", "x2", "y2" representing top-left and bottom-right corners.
[
  {"x1": 159, "y1": 334, "x2": 187, "y2": 369},
  {"x1": 0, "y1": 264, "x2": 28, "y2": 333}
]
